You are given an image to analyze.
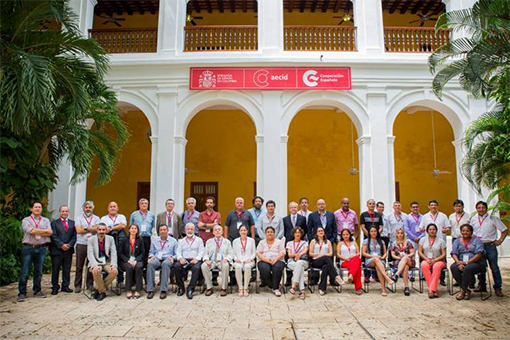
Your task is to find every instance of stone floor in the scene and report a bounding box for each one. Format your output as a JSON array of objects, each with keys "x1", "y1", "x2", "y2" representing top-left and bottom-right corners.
[{"x1": 1, "y1": 260, "x2": 510, "y2": 340}]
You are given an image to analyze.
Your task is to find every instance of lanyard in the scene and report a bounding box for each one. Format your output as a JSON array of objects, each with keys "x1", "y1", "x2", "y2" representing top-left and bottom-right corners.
[
  {"x1": 160, "y1": 239, "x2": 167, "y2": 250},
  {"x1": 83, "y1": 214, "x2": 94, "y2": 227},
  {"x1": 368, "y1": 212, "x2": 375, "y2": 223},
  {"x1": 461, "y1": 238, "x2": 471, "y2": 251},
  {"x1": 455, "y1": 213, "x2": 464, "y2": 226},
  {"x1": 98, "y1": 239, "x2": 105, "y2": 252},
  {"x1": 341, "y1": 210, "x2": 350, "y2": 220},
  {"x1": 318, "y1": 241, "x2": 325, "y2": 252},
  {"x1": 478, "y1": 214, "x2": 488, "y2": 227},
  {"x1": 411, "y1": 213, "x2": 420, "y2": 224},
  {"x1": 166, "y1": 211, "x2": 173, "y2": 225},
  {"x1": 430, "y1": 212, "x2": 438, "y2": 222},
  {"x1": 30, "y1": 215, "x2": 41, "y2": 228},
  {"x1": 108, "y1": 215, "x2": 118, "y2": 226},
  {"x1": 293, "y1": 240, "x2": 303, "y2": 253},
  {"x1": 186, "y1": 236, "x2": 196, "y2": 249},
  {"x1": 236, "y1": 211, "x2": 243, "y2": 221},
  {"x1": 214, "y1": 238, "x2": 223, "y2": 250},
  {"x1": 429, "y1": 237, "x2": 436, "y2": 249},
  {"x1": 139, "y1": 210, "x2": 147, "y2": 222},
  {"x1": 345, "y1": 241, "x2": 352, "y2": 253},
  {"x1": 372, "y1": 241, "x2": 378, "y2": 252},
  {"x1": 254, "y1": 209, "x2": 262, "y2": 218},
  {"x1": 393, "y1": 213, "x2": 401, "y2": 223},
  {"x1": 267, "y1": 214, "x2": 275, "y2": 224},
  {"x1": 240, "y1": 238, "x2": 247, "y2": 253},
  {"x1": 130, "y1": 239, "x2": 136, "y2": 256},
  {"x1": 60, "y1": 218, "x2": 68, "y2": 231},
  {"x1": 320, "y1": 214, "x2": 326, "y2": 223}
]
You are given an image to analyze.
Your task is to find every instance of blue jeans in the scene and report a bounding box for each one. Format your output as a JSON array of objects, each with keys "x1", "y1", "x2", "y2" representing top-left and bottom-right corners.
[
  {"x1": 18, "y1": 246, "x2": 46, "y2": 296},
  {"x1": 479, "y1": 244, "x2": 502, "y2": 289}
]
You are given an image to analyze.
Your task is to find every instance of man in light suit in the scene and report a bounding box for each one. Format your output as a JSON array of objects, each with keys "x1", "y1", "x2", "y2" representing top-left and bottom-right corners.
[
  {"x1": 156, "y1": 198, "x2": 183, "y2": 239},
  {"x1": 50, "y1": 205, "x2": 76, "y2": 295},
  {"x1": 87, "y1": 223, "x2": 117, "y2": 301},
  {"x1": 202, "y1": 225, "x2": 234, "y2": 296},
  {"x1": 307, "y1": 199, "x2": 337, "y2": 244}
]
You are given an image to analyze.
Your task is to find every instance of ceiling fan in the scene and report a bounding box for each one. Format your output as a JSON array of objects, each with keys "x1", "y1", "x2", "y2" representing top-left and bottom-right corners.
[
  {"x1": 428, "y1": 110, "x2": 452, "y2": 178},
  {"x1": 333, "y1": 11, "x2": 353, "y2": 25},
  {"x1": 98, "y1": 14, "x2": 126, "y2": 27},
  {"x1": 409, "y1": 14, "x2": 438, "y2": 27},
  {"x1": 186, "y1": 14, "x2": 204, "y2": 26}
]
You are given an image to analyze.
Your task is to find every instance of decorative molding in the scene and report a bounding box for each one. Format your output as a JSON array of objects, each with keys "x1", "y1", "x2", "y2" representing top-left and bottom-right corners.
[
  {"x1": 356, "y1": 136, "x2": 371, "y2": 146},
  {"x1": 174, "y1": 136, "x2": 188, "y2": 146},
  {"x1": 387, "y1": 135, "x2": 396, "y2": 144},
  {"x1": 255, "y1": 135, "x2": 264, "y2": 143}
]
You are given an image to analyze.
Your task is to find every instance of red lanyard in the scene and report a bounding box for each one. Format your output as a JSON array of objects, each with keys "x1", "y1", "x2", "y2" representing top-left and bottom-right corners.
[
  {"x1": 130, "y1": 239, "x2": 136, "y2": 255},
  {"x1": 371, "y1": 240, "x2": 378, "y2": 252},
  {"x1": 30, "y1": 215, "x2": 41, "y2": 228},
  {"x1": 461, "y1": 238, "x2": 471, "y2": 251},
  {"x1": 320, "y1": 214, "x2": 326, "y2": 223},
  {"x1": 60, "y1": 218, "x2": 68, "y2": 231},
  {"x1": 345, "y1": 241, "x2": 352, "y2": 253},
  {"x1": 394, "y1": 213, "x2": 401, "y2": 223},
  {"x1": 160, "y1": 240, "x2": 167, "y2": 250},
  {"x1": 430, "y1": 213, "x2": 438, "y2": 222},
  {"x1": 368, "y1": 212, "x2": 375, "y2": 223},
  {"x1": 318, "y1": 241, "x2": 324, "y2": 252},
  {"x1": 478, "y1": 214, "x2": 488, "y2": 227},
  {"x1": 411, "y1": 213, "x2": 420, "y2": 224},
  {"x1": 397, "y1": 242, "x2": 405, "y2": 252},
  {"x1": 293, "y1": 240, "x2": 302, "y2": 253},
  {"x1": 341, "y1": 210, "x2": 350, "y2": 220},
  {"x1": 186, "y1": 236, "x2": 196, "y2": 249},
  {"x1": 98, "y1": 239, "x2": 105, "y2": 252},
  {"x1": 108, "y1": 215, "x2": 118, "y2": 226},
  {"x1": 236, "y1": 211, "x2": 243, "y2": 221},
  {"x1": 267, "y1": 214, "x2": 275, "y2": 224},
  {"x1": 139, "y1": 211, "x2": 147, "y2": 222},
  {"x1": 429, "y1": 238, "x2": 435, "y2": 249},
  {"x1": 83, "y1": 214, "x2": 93, "y2": 227},
  {"x1": 214, "y1": 238, "x2": 223, "y2": 250},
  {"x1": 254, "y1": 209, "x2": 262, "y2": 218},
  {"x1": 455, "y1": 213, "x2": 464, "y2": 226},
  {"x1": 166, "y1": 211, "x2": 173, "y2": 224},
  {"x1": 240, "y1": 238, "x2": 247, "y2": 253}
]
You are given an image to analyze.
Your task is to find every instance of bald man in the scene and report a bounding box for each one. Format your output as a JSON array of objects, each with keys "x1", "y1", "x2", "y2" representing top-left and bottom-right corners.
[
  {"x1": 101, "y1": 202, "x2": 127, "y2": 286},
  {"x1": 307, "y1": 199, "x2": 337, "y2": 243}
]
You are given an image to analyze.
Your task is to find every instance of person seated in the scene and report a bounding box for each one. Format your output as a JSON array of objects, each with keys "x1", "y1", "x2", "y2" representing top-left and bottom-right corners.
[
  {"x1": 418, "y1": 223, "x2": 447, "y2": 298},
  {"x1": 256, "y1": 227, "x2": 286, "y2": 296},
  {"x1": 87, "y1": 223, "x2": 117, "y2": 301},
  {"x1": 202, "y1": 225, "x2": 234, "y2": 297},
  {"x1": 309, "y1": 226, "x2": 344, "y2": 295},
  {"x1": 389, "y1": 227, "x2": 416, "y2": 296},
  {"x1": 232, "y1": 225, "x2": 256, "y2": 297},
  {"x1": 336, "y1": 228, "x2": 362, "y2": 295},
  {"x1": 361, "y1": 226, "x2": 394, "y2": 296},
  {"x1": 175, "y1": 223, "x2": 205, "y2": 299},
  {"x1": 450, "y1": 223, "x2": 486, "y2": 300},
  {"x1": 119, "y1": 224, "x2": 145, "y2": 299},
  {"x1": 146, "y1": 224, "x2": 178, "y2": 299},
  {"x1": 286, "y1": 227, "x2": 309, "y2": 300}
]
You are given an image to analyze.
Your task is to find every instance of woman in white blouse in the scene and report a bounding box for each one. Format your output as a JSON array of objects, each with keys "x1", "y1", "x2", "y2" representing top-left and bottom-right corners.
[
  {"x1": 286, "y1": 227, "x2": 308, "y2": 300},
  {"x1": 232, "y1": 225, "x2": 256, "y2": 297},
  {"x1": 418, "y1": 223, "x2": 446, "y2": 298},
  {"x1": 336, "y1": 228, "x2": 362, "y2": 295},
  {"x1": 256, "y1": 227, "x2": 286, "y2": 296}
]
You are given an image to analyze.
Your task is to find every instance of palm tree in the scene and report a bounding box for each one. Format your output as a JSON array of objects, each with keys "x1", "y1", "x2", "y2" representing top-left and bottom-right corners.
[
  {"x1": 0, "y1": 0, "x2": 129, "y2": 218},
  {"x1": 428, "y1": 0, "x2": 510, "y2": 221}
]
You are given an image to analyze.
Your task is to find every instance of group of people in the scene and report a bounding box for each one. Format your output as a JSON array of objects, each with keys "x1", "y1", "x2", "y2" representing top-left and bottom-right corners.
[{"x1": 17, "y1": 195, "x2": 507, "y2": 302}]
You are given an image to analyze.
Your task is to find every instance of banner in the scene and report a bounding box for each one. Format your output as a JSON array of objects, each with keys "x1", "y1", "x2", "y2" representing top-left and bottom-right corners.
[{"x1": 190, "y1": 67, "x2": 351, "y2": 90}]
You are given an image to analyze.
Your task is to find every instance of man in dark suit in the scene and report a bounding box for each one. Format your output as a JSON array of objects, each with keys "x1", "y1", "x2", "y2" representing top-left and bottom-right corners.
[
  {"x1": 307, "y1": 199, "x2": 337, "y2": 244},
  {"x1": 50, "y1": 205, "x2": 76, "y2": 295},
  {"x1": 283, "y1": 201, "x2": 307, "y2": 242}
]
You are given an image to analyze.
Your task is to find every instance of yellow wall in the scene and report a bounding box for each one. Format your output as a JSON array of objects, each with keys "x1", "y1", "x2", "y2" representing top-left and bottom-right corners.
[
  {"x1": 382, "y1": 11, "x2": 440, "y2": 28},
  {"x1": 394, "y1": 110, "x2": 457, "y2": 215},
  {"x1": 184, "y1": 110, "x2": 256, "y2": 219},
  {"x1": 86, "y1": 110, "x2": 151, "y2": 217},
  {"x1": 93, "y1": 12, "x2": 159, "y2": 29},
  {"x1": 288, "y1": 109, "x2": 360, "y2": 214}
]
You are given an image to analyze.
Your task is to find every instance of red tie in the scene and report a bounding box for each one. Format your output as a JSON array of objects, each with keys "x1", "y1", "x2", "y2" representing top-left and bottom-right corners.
[{"x1": 60, "y1": 218, "x2": 68, "y2": 232}]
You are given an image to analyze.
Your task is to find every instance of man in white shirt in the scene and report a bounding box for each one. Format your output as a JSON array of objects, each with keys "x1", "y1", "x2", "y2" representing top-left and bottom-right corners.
[
  {"x1": 202, "y1": 225, "x2": 234, "y2": 296},
  {"x1": 175, "y1": 223, "x2": 205, "y2": 299},
  {"x1": 386, "y1": 201, "x2": 408, "y2": 243},
  {"x1": 100, "y1": 202, "x2": 127, "y2": 286},
  {"x1": 74, "y1": 201, "x2": 101, "y2": 293},
  {"x1": 448, "y1": 199, "x2": 471, "y2": 242},
  {"x1": 471, "y1": 201, "x2": 508, "y2": 297}
]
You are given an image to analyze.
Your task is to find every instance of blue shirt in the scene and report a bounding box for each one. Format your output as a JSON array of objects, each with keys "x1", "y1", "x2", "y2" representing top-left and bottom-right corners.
[
  {"x1": 248, "y1": 207, "x2": 267, "y2": 236},
  {"x1": 182, "y1": 210, "x2": 200, "y2": 235},
  {"x1": 451, "y1": 237, "x2": 485, "y2": 265},
  {"x1": 129, "y1": 210, "x2": 156, "y2": 237},
  {"x1": 404, "y1": 213, "x2": 425, "y2": 242},
  {"x1": 148, "y1": 236, "x2": 178, "y2": 260}
]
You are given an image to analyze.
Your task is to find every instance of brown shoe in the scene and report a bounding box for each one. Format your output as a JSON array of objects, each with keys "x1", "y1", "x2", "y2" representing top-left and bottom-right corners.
[
  {"x1": 34, "y1": 291, "x2": 47, "y2": 298},
  {"x1": 220, "y1": 289, "x2": 228, "y2": 297},
  {"x1": 495, "y1": 289, "x2": 504, "y2": 297},
  {"x1": 455, "y1": 291, "x2": 465, "y2": 300},
  {"x1": 205, "y1": 288, "x2": 214, "y2": 296}
]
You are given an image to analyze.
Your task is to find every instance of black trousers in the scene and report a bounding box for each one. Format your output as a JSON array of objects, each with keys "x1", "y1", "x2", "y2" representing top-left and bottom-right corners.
[
  {"x1": 257, "y1": 261, "x2": 285, "y2": 290},
  {"x1": 51, "y1": 251, "x2": 73, "y2": 290},
  {"x1": 111, "y1": 231, "x2": 126, "y2": 283},
  {"x1": 311, "y1": 256, "x2": 337, "y2": 291},
  {"x1": 450, "y1": 262, "x2": 485, "y2": 291},
  {"x1": 74, "y1": 244, "x2": 93, "y2": 289},
  {"x1": 121, "y1": 261, "x2": 144, "y2": 292},
  {"x1": 174, "y1": 260, "x2": 202, "y2": 291}
]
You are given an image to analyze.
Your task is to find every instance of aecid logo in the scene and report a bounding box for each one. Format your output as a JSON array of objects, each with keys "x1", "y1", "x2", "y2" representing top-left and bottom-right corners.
[
  {"x1": 303, "y1": 70, "x2": 319, "y2": 87},
  {"x1": 253, "y1": 69, "x2": 269, "y2": 87}
]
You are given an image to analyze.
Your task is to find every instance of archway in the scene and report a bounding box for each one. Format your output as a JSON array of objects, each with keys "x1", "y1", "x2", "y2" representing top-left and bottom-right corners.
[
  {"x1": 393, "y1": 107, "x2": 458, "y2": 214},
  {"x1": 288, "y1": 106, "x2": 360, "y2": 213},
  {"x1": 86, "y1": 102, "x2": 152, "y2": 216},
  {"x1": 184, "y1": 106, "x2": 257, "y2": 219}
]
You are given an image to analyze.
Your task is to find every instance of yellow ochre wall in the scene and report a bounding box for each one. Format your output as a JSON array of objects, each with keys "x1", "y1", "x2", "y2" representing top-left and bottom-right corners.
[
  {"x1": 93, "y1": 12, "x2": 159, "y2": 29},
  {"x1": 184, "y1": 110, "x2": 256, "y2": 219},
  {"x1": 394, "y1": 110, "x2": 457, "y2": 215},
  {"x1": 86, "y1": 110, "x2": 151, "y2": 217},
  {"x1": 288, "y1": 109, "x2": 361, "y2": 214}
]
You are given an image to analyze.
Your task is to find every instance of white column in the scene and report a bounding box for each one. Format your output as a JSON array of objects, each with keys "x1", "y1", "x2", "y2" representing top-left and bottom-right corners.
[
  {"x1": 48, "y1": 159, "x2": 87, "y2": 219},
  {"x1": 158, "y1": 0, "x2": 187, "y2": 55},
  {"x1": 258, "y1": 0, "x2": 284, "y2": 55},
  {"x1": 352, "y1": 0, "x2": 385, "y2": 54},
  {"x1": 357, "y1": 136, "x2": 372, "y2": 210},
  {"x1": 69, "y1": 0, "x2": 97, "y2": 37},
  {"x1": 173, "y1": 137, "x2": 188, "y2": 213},
  {"x1": 442, "y1": 0, "x2": 476, "y2": 40},
  {"x1": 387, "y1": 135, "x2": 396, "y2": 204}
]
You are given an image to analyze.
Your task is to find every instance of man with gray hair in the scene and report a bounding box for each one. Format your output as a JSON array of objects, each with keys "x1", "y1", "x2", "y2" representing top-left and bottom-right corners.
[
  {"x1": 74, "y1": 201, "x2": 101, "y2": 293},
  {"x1": 129, "y1": 198, "x2": 156, "y2": 281},
  {"x1": 182, "y1": 197, "x2": 200, "y2": 237}
]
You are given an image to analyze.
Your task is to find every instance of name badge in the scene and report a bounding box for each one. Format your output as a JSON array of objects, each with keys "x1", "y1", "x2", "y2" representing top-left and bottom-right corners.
[
  {"x1": 236, "y1": 221, "x2": 242, "y2": 230},
  {"x1": 98, "y1": 256, "x2": 106, "y2": 264},
  {"x1": 141, "y1": 223, "x2": 147, "y2": 233},
  {"x1": 462, "y1": 254, "x2": 470, "y2": 262},
  {"x1": 157, "y1": 251, "x2": 163, "y2": 260},
  {"x1": 427, "y1": 251, "x2": 433, "y2": 259},
  {"x1": 263, "y1": 252, "x2": 272, "y2": 259},
  {"x1": 35, "y1": 235, "x2": 41, "y2": 241},
  {"x1": 343, "y1": 222, "x2": 349, "y2": 230},
  {"x1": 205, "y1": 229, "x2": 211, "y2": 233},
  {"x1": 129, "y1": 256, "x2": 136, "y2": 261}
]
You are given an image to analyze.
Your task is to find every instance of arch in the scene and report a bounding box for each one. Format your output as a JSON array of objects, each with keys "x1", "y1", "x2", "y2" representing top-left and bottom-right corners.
[
  {"x1": 176, "y1": 91, "x2": 264, "y2": 136},
  {"x1": 117, "y1": 89, "x2": 159, "y2": 132},
  {"x1": 281, "y1": 91, "x2": 369, "y2": 136},
  {"x1": 386, "y1": 90, "x2": 470, "y2": 139}
]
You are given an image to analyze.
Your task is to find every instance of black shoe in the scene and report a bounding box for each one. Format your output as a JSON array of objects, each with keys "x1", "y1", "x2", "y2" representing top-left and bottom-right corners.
[
  {"x1": 51, "y1": 289, "x2": 58, "y2": 295},
  {"x1": 260, "y1": 282, "x2": 267, "y2": 288},
  {"x1": 177, "y1": 287, "x2": 185, "y2": 296},
  {"x1": 160, "y1": 291, "x2": 167, "y2": 300},
  {"x1": 17, "y1": 294, "x2": 26, "y2": 302},
  {"x1": 91, "y1": 290, "x2": 99, "y2": 299},
  {"x1": 74, "y1": 287, "x2": 82, "y2": 294},
  {"x1": 61, "y1": 287, "x2": 72, "y2": 293},
  {"x1": 96, "y1": 293, "x2": 106, "y2": 301},
  {"x1": 212, "y1": 279, "x2": 219, "y2": 287},
  {"x1": 147, "y1": 291, "x2": 154, "y2": 299},
  {"x1": 474, "y1": 285, "x2": 487, "y2": 293},
  {"x1": 440, "y1": 280, "x2": 446, "y2": 287},
  {"x1": 453, "y1": 282, "x2": 460, "y2": 287},
  {"x1": 404, "y1": 287, "x2": 410, "y2": 296},
  {"x1": 469, "y1": 282, "x2": 476, "y2": 289},
  {"x1": 391, "y1": 274, "x2": 399, "y2": 283},
  {"x1": 186, "y1": 289, "x2": 194, "y2": 299}
]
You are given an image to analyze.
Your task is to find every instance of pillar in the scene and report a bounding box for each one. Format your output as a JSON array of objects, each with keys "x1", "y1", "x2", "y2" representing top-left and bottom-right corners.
[
  {"x1": 352, "y1": 0, "x2": 385, "y2": 54},
  {"x1": 158, "y1": 0, "x2": 187, "y2": 55},
  {"x1": 258, "y1": 0, "x2": 284, "y2": 55}
]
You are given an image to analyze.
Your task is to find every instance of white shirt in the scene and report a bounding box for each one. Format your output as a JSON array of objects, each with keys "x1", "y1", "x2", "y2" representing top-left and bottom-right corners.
[
  {"x1": 176, "y1": 236, "x2": 205, "y2": 260},
  {"x1": 420, "y1": 212, "x2": 450, "y2": 242},
  {"x1": 232, "y1": 237, "x2": 256, "y2": 262},
  {"x1": 75, "y1": 213, "x2": 101, "y2": 245},
  {"x1": 471, "y1": 214, "x2": 507, "y2": 243},
  {"x1": 448, "y1": 212, "x2": 471, "y2": 239},
  {"x1": 386, "y1": 212, "x2": 408, "y2": 242},
  {"x1": 298, "y1": 210, "x2": 311, "y2": 223},
  {"x1": 100, "y1": 214, "x2": 127, "y2": 229},
  {"x1": 380, "y1": 213, "x2": 389, "y2": 237}
]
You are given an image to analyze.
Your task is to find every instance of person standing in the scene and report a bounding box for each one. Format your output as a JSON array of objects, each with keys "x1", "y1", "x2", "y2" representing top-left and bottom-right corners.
[
  {"x1": 74, "y1": 201, "x2": 100, "y2": 293},
  {"x1": 182, "y1": 197, "x2": 200, "y2": 236},
  {"x1": 224, "y1": 197, "x2": 256, "y2": 241},
  {"x1": 334, "y1": 198, "x2": 359, "y2": 241},
  {"x1": 359, "y1": 199, "x2": 384, "y2": 238},
  {"x1": 283, "y1": 201, "x2": 307, "y2": 242},
  {"x1": 18, "y1": 201, "x2": 53, "y2": 302},
  {"x1": 307, "y1": 199, "x2": 337, "y2": 244},
  {"x1": 449, "y1": 199, "x2": 471, "y2": 243},
  {"x1": 419, "y1": 200, "x2": 450, "y2": 244},
  {"x1": 50, "y1": 205, "x2": 76, "y2": 295},
  {"x1": 386, "y1": 201, "x2": 408, "y2": 243},
  {"x1": 156, "y1": 198, "x2": 182, "y2": 239},
  {"x1": 298, "y1": 197, "x2": 312, "y2": 223},
  {"x1": 198, "y1": 196, "x2": 221, "y2": 244},
  {"x1": 257, "y1": 200, "x2": 284, "y2": 240},
  {"x1": 129, "y1": 198, "x2": 156, "y2": 283},
  {"x1": 376, "y1": 202, "x2": 390, "y2": 246},
  {"x1": 248, "y1": 196, "x2": 266, "y2": 241},
  {"x1": 471, "y1": 201, "x2": 508, "y2": 297},
  {"x1": 101, "y1": 201, "x2": 127, "y2": 286},
  {"x1": 404, "y1": 201, "x2": 425, "y2": 249}
]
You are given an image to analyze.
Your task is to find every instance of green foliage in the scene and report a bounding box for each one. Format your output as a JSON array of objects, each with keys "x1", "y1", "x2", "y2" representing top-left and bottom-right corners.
[{"x1": 0, "y1": 217, "x2": 23, "y2": 285}]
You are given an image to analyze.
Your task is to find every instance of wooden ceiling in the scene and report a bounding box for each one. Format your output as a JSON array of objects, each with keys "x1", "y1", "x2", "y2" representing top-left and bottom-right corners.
[{"x1": 95, "y1": 0, "x2": 444, "y2": 16}]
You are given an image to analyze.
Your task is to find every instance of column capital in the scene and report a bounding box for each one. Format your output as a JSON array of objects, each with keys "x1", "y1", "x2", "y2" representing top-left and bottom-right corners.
[
  {"x1": 356, "y1": 136, "x2": 371, "y2": 146},
  {"x1": 366, "y1": 86, "x2": 387, "y2": 97},
  {"x1": 255, "y1": 135, "x2": 264, "y2": 143},
  {"x1": 387, "y1": 135, "x2": 396, "y2": 144},
  {"x1": 174, "y1": 136, "x2": 188, "y2": 146},
  {"x1": 280, "y1": 135, "x2": 289, "y2": 143},
  {"x1": 157, "y1": 86, "x2": 179, "y2": 95},
  {"x1": 150, "y1": 136, "x2": 159, "y2": 144}
]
